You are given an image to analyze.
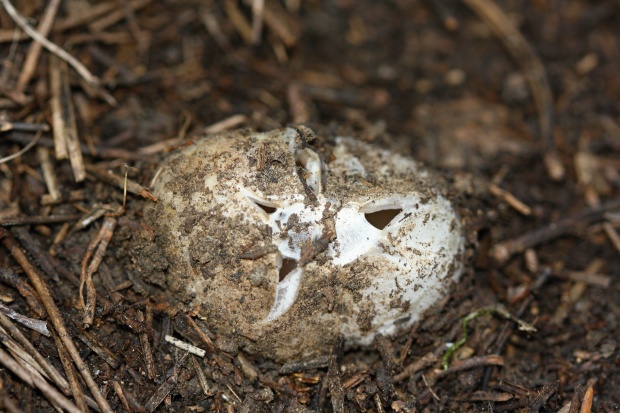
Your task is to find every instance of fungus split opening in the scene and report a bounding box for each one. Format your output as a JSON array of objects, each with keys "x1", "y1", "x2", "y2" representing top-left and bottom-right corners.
[
  {"x1": 278, "y1": 258, "x2": 298, "y2": 282},
  {"x1": 364, "y1": 208, "x2": 403, "y2": 230}
]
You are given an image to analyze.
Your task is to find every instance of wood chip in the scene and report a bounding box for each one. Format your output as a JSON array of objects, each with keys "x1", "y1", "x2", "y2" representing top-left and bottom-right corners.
[{"x1": 164, "y1": 335, "x2": 206, "y2": 357}]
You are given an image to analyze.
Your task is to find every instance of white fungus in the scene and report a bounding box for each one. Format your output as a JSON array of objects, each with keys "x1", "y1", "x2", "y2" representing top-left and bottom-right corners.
[{"x1": 135, "y1": 127, "x2": 465, "y2": 361}]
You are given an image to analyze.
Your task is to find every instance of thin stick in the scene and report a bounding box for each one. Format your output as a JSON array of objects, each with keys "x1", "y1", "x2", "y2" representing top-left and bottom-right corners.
[
  {"x1": 85, "y1": 164, "x2": 157, "y2": 201},
  {"x1": 0, "y1": 268, "x2": 46, "y2": 317},
  {"x1": 0, "y1": 0, "x2": 100, "y2": 87},
  {"x1": 0, "y1": 228, "x2": 114, "y2": 413},
  {"x1": 15, "y1": 0, "x2": 61, "y2": 93},
  {"x1": 0, "y1": 129, "x2": 41, "y2": 165},
  {"x1": 140, "y1": 306, "x2": 156, "y2": 380},
  {"x1": 80, "y1": 217, "x2": 117, "y2": 327},
  {"x1": 50, "y1": 328, "x2": 90, "y2": 412},
  {"x1": 0, "y1": 313, "x2": 66, "y2": 391},
  {"x1": 225, "y1": 0, "x2": 253, "y2": 44},
  {"x1": 49, "y1": 54, "x2": 86, "y2": 182},
  {"x1": 487, "y1": 182, "x2": 532, "y2": 216},
  {"x1": 251, "y1": 0, "x2": 265, "y2": 44},
  {"x1": 0, "y1": 303, "x2": 49, "y2": 336},
  {"x1": 491, "y1": 198, "x2": 620, "y2": 265},
  {"x1": 88, "y1": 0, "x2": 152, "y2": 33},
  {"x1": 49, "y1": 53, "x2": 68, "y2": 160},
  {"x1": 0, "y1": 214, "x2": 82, "y2": 226},
  {"x1": 602, "y1": 222, "x2": 620, "y2": 256},
  {"x1": 37, "y1": 146, "x2": 62, "y2": 203},
  {"x1": 55, "y1": 0, "x2": 148, "y2": 33},
  {"x1": 0, "y1": 347, "x2": 81, "y2": 413},
  {"x1": 203, "y1": 114, "x2": 248, "y2": 134},
  {"x1": 0, "y1": 312, "x2": 99, "y2": 411}
]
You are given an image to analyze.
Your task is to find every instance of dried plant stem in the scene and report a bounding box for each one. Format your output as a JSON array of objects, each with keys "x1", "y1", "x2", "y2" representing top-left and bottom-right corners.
[
  {"x1": 0, "y1": 0, "x2": 100, "y2": 87},
  {"x1": 0, "y1": 302, "x2": 49, "y2": 335},
  {"x1": 37, "y1": 146, "x2": 61, "y2": 202},
  {"x1": 85, "y1": 164, "x2": 157, "y2": 201},
  {"x1": 491, "y1": 198, "x2": 620, "y2": 265},
  {"x1": 0, "y1": 347, "x2": 82, "y2": 413},
  {"x1": 49, "y1": 54, "x2": 86, "y2": 182},
  {"x1": 251, "y1": 0, "x2": 265, "y2": 44},
  {"x1": 80, "y1": 217, "x2": 117, "y2": 328},
  {"x1": 0, "y1": 213, "x2": 82, "y2": 226},
  {"x1": 15, "y1": 0, "x2": 61, "y2": 93},
  {"x1": 50, "y1": 327, "x2": 89, "y2": 412},
  {"x1": 0, "y1": 312, "x2": 99, "y2": 411},
  {"x1": 0, "y1": 228, "x2": 113, "y2": 413},
  {"x1": 0, "y1": 129, "x2": 41, "y2": 165}
]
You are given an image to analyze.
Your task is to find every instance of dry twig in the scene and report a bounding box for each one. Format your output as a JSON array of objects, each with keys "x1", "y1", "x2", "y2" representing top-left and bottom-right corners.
[
  {"x1": 85, "y1": 164, "x2": 157, "y2": 201},
  {"x1": 491, "y1": 198, "x2": 620, "y2": 265},
  {"x1": 50, "y1": 328, "x2": 89, "y2": 412},
  {"x1": 0, "y1": 228, "x2": 113, "y2": 413},
  {"x1": 0, "y1": 347, "x2": 81, "y2": 413},
  {"x1": 0, "y1": 312, "x2": 97, "y2": 410},
  {"x1": 80, "y1": 217, "x2": 117, "y2": 328}
]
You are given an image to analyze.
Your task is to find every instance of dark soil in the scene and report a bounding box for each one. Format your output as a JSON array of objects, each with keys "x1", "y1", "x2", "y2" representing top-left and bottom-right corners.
[{"x1": 0, "y1": 1, "x2": 619, "y2": 412}]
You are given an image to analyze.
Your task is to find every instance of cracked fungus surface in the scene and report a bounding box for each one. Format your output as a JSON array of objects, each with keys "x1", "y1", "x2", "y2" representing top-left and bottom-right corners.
[{"x1": 137, "y1": 128, "x2": 465, "y2": 361}]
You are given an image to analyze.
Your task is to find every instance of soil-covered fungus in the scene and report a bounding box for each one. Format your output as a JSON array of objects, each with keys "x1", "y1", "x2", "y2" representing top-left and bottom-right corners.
[{"x1": 134, "y1": 128, "x2": 465, "y2": 361}]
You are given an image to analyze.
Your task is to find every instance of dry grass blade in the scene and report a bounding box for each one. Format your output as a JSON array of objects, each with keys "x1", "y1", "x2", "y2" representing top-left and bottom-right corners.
[
  {"x1": 37, "y1": 146, "x2": 61, "y2": 203},
  {"x1": 15, "y1": 0, "x2": 61, "y2": 93},
  {"x1": 89, "y1": 0, "x2": 152, "y2": 33},
  {"x1": 463, "y1": 0, "x2": 564, "y2": 180},
  {"x1": 251, "y1": 0, "x2": 265, "y2": 44},
  {"x1": 435, "y1": 355, "x2": 504, "y2": 379},
  {"x1": 393, "y1": 351, "x2": 439, "y2": 383},
  {"x1": 50, "y1": 328, "x2": 89, "y2": 412},
  {"x1": 0, "y1": 129, "x2": 41, "y2": 165},
  {"x1": 76, "y1": 329, "x2": 121, "y2": 369},
  {"x1": 0, "y1": 0, "x2": 100, "y2": 88},
  {"x1": 527, "y1": 379, "x2": 559, "y2": 412},
  {"x1": 225, "y1": 0, "x2": 253, "y2": 44},
  {"x1": 0, "y1": 347, "x2": 82, "y2": 413},
  {"x1": 80, "y1": 217, "x2": 117, "y2": 327},
  {"x1": 0, "y1": 228, "x2": 114, "y2": 413},
  {"x1": 49, "y1": 55, "x2": 86, "y2": 182}
]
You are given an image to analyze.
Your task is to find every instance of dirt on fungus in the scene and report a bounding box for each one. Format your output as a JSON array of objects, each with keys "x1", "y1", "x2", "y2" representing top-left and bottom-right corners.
[
  {"x1": 133, "y1": 128, "x2": 466, "y2": 362},
  {"x1": 0, "y1": 1, "x2": 619, "y2": 412}
]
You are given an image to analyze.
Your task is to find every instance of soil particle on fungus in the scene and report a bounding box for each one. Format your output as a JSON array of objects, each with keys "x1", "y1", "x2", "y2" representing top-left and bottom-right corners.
[{"x1": 132, "y1": 127, "x2": 467, "y2": 361}]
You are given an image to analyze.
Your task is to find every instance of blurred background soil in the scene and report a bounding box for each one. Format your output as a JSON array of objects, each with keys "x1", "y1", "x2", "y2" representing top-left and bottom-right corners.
[{"x1": 0, "y1": 0, "x2": 619, "y2": 411}]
